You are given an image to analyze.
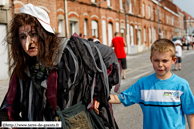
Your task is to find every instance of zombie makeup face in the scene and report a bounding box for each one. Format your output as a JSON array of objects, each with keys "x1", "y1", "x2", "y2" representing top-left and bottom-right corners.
[{"x1": 19, "y1": 25, "x2": 39, "y2": 57}]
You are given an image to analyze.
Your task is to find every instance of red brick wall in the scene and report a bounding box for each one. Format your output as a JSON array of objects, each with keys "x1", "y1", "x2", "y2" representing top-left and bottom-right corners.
[{"x1": 9, "y1": 0, "x2": 185, "y2": 48}]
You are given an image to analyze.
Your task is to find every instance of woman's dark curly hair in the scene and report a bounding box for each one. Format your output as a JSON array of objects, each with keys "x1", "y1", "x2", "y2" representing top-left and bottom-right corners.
[{"x1": 7, "y1": 13, "x2": 60, "y2": 79}]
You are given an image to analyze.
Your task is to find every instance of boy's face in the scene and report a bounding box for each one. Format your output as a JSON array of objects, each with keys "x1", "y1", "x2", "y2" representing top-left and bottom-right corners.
[{"x1": 150, "y1": 51, "x2": 177, "y2": 80}]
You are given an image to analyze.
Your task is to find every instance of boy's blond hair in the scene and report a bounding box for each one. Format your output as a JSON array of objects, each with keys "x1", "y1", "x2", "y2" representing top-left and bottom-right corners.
[{"x1": 151, "y1": 39, "x2": 175, "y2": 59}]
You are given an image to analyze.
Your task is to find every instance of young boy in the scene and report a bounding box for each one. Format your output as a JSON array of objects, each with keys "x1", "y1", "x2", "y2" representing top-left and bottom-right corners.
[{"x1": 94, "y1": 39, "x2": 194, "y2": 129}]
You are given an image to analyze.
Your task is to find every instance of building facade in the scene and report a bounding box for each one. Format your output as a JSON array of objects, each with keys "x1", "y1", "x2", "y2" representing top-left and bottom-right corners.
[
  {"x1": 9, "y1": 0, "x2": 187, "y2": 54},
  {"x1": 182, "y1": 11, "x2": 194, "y2": 36},
  {"x1": 0, "y1": 0, "x2": 191, "y2": 80},
  {"x1": 0, "y1": 0, "x2": 10, "y2": 80}
]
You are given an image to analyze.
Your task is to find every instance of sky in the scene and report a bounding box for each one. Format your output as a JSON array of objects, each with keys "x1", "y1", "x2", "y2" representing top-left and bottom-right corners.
[{"x1": 173, "y1": 0, "x2": 194, "y2": 18}]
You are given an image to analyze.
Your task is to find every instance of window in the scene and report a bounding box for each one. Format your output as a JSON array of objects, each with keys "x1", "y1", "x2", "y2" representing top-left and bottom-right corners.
[
  {"x1": 84, "y1": 19, "x2": 88, "y2": 36},
  {"x1": 116, "y1": 22, "x2": 119, "y2": 32},
  {"x1": 58, "y1": 15, "x2": 65, "y2": 37},
  {"x1": 102, "y1": 20, "x2": 107, "y2": 45},
  {"x1": 129, "y1": 1, "x2": 133, "y2": 14},
  {"x1": 138, "y1": 30, "x2": 142, "y2": 45},
  {"x1": 149, "y1": 27, "x2": 151, "y2": 43},
  {"x1": 153, "y1": 28, "x2": 156, "y2": 42},
  {"x1": 70, "y1": 22, "x2": 75, "y2": 35},
  {"x1": 144, "y1": 27, "x2": 146, "y2": 43},
  {"x1": 152, "y1": 28, "x2": 154, "y2": 43},
  {"x1": 108, "y1": 23, "x2": 113, "y2": 46},
  {"x1": 172, "y1": 16, "x2": 174, "y2": 25},
  {"x1": 58, "y1": 19, "x2": 64, "y2": 37},
  {"x1": 107, "y1": 0, "x2": 111, "y2": 7},
  {"x1": 153, "y1": 8, "x2": 155, "y2": 21},
  {"x1": 69, "y1": 17, "x2": 79, "y2": 36},
  {"x1": 92, "y1": 20, "x2": 98, "y2": 38},
  {"x1": 121, "y1": 28, "x2": 124, "y2": 38},
  {"x1": 91, "y1": 0, "x2": 95, "y2": 3},
  {"x1": 137, "y1": 0, "x2": 140, "y2": 15},
  {"x1": 142, "y1": 3, "x2": 145, "y2": 17},
  {"x1": 120, "y1": 0, "x2": 123, "y2": 10},
  {"x1": 127, "y1": 24, "x2": 130, "y2": 46},
  {"x1": 148, "y1": 6, "x2": 151, "y2": 19},
  {"x1": 130, "y1": 25, "x2": 134, "y2": 46}
]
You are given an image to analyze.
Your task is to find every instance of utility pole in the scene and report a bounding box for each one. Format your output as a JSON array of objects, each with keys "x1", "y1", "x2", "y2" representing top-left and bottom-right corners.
[
  {"x1": 125, "y1": 0, "x2": 129, "y2": 54},
  {"x1": 12, "y1": 0, "x2": 14, "y2": 16},
  {"x1": 157, "y1": 0, "x2": 160, "y2": 39},
  {"x1": 64, "y1": 0, "x2": 69, "y2": 38}
]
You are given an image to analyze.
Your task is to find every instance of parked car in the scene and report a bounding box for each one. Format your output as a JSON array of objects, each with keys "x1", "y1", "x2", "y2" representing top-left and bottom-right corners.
[
  {"x1": 171, "y1": 37, "x2": 183, "y2": 45},
  {"x1": 171, "y1": 37, "x2": 182, "y2": 42}
]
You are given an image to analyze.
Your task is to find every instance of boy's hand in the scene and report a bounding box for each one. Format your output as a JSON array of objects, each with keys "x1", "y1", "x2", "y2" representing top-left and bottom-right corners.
[{"x1": 94, "y1": 100, "x2": 100, "y2": 114}]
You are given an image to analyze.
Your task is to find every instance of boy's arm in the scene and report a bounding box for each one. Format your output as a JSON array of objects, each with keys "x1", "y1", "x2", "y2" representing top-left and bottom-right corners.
[
  {"x1": 108, "y1": 95, "x2": 121, "y2": 104},
  {"x1": 187, "y1": 114, "x2": 194, "y2": 129},
  {"x1": 93, "y1": 95, "x2": 121, "y2": 114}
]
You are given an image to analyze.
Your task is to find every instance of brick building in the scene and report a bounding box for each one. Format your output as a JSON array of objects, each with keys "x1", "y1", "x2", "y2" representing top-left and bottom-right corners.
[
  {"x1": 0, "y1": 0, "x2": 10, "y2": 80},
  {"x1": 0, "y1": 0, "x2": 192, "y2": 79},
  {"x1": 5, "y1": 0, "x2": 187, "y2": 54},
  {"x1": 182, "y1": 11, "x2": 194, "y2": 35}
]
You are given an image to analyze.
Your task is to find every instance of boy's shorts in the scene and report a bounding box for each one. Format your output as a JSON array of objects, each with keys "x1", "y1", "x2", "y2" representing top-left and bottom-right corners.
[
  {"x1": 118, "y1": 58, "x2": 127, "y2": 69},
  {"x1": 176, "y1": 57, "x2": 182, "y2": 63}
]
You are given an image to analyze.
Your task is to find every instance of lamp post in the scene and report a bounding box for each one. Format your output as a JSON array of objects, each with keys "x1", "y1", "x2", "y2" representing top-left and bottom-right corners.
[
  {"x1": 157, "y1": 0, "x2": 160, "y2": 39},
  {"x1": 64, "y1": 0, "x2": 69, "y2": 38},
  {"x1": 125, "y1": 0, "x2": 129, "y2": 54},
  {"x1": 189, "y1": 17, "x2": 191, "y2": 35}
]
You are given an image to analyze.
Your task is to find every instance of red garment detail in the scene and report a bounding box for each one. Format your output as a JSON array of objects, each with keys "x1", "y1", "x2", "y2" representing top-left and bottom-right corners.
[
  {"x1": 72, "y1": 32, "x2": 81, "y2": 38},
  {"x1": 118, "y1": 59, "x2": 122, "y2": 70},
  {"x1": 6, "y1": 72, "x2": 17, "y2": 105},
  {"x1": 107, "y1": 65, "x2": 113, "y2": 76},
  {"x1": 6, "y1": 106, "x2": 15, "y2": 121},
  {"x1": 47, "y1": 70, "x2": 58, "y2": 111},
  {"x1": 88, "y1": 98, "x2": 96, "y2": 111},
  {"x1": 112, "y1": 37, "x2": 126, "y2": 59}
]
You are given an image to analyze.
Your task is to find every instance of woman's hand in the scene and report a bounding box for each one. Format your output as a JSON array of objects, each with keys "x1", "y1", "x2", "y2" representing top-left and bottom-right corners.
[{"x1": 94, "y1": 100, "x2": 100, "y2": 114}]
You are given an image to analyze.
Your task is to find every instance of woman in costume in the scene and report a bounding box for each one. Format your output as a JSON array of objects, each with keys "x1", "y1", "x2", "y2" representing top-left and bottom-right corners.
[{"x1": 0, "y1": 3, "x2": 120, "y2": 129}]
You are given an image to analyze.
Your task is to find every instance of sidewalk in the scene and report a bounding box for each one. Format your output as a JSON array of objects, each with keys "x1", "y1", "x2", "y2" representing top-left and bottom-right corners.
[{"x1": 0, "y1": 79, "x2": 9, "y2": 103}]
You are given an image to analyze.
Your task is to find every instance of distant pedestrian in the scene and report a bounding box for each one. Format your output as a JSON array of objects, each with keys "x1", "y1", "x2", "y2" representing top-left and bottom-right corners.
[
  {"x1": 83, "y1": 35, "x2": 87, "y2": 39},
  {"x1": 181, "y1": 36, "x2": 186, "y2": 49},
  {"x1": 92, "y1": 35, "x2": 100, "y2": 43},
  {"x1": 192, "y1": 35, "x2": 194, "y2": 49},
  {"x1": 110, "y1": 32, "x2": 127, "y2": 79},
  {"x1": 79, "y1": 33, "x2": 84, "y2": 38},
  {"x1": 186, "y1": 35, "x2": 192, "y2": 50},
  {"x1": 94, "y1": 39, "x2": 194, "y2": 129},
  {"x1": 88, "y1": 38, "x2": 93, "y2": 41},
  {"x1": 173, "y1": 40, "x2": 182, "y2": 71}
]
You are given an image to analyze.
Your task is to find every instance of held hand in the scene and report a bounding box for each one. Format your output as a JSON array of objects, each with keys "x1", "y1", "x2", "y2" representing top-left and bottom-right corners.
[{"x1": 94, "y1": 100, "x2": 100, "y2": 114}]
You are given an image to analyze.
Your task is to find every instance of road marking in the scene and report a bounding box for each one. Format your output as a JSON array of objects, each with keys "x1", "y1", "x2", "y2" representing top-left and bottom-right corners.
[{"x1": 131, "y1": 71, "x2": 152, "y2": 80}]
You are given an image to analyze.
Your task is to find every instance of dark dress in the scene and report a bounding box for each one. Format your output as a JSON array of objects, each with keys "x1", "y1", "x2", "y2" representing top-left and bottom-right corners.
[{"x1": 0, "y1": 36, "x2": 120, "y2": 129}]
